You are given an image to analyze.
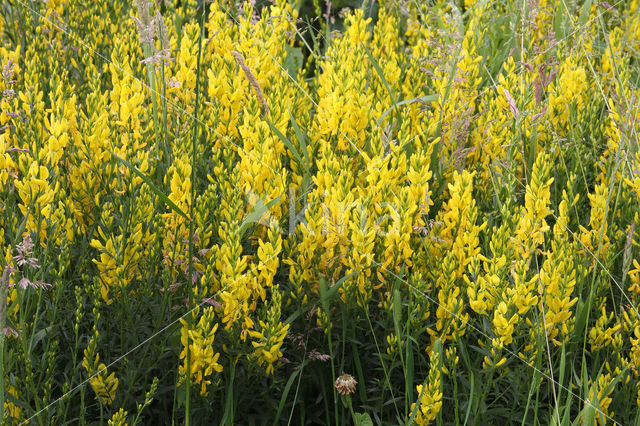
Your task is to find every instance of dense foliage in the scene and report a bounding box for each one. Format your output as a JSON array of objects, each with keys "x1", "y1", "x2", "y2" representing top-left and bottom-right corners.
[{"x1": 1, "y1": 0, "x2": 640, "y2": 424}]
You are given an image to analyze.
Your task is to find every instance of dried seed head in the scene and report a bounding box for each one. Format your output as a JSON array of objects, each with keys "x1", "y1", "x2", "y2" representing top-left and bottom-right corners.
[
  {"x1": 334, "y1": 373, "x2": 357, "y2": 395},
  {"x1": 231, "y1": 50, "x2": 269, "y2": 116}
]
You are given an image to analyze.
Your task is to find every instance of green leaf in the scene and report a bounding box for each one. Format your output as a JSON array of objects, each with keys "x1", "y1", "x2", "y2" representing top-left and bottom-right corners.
[
  {"x1": 392, "y1": 288, "x2": 402, "y2": 338},
  {"x1": 221, "y1": 360, "x2": 236, "y2": 426},
  {"x1": 581, "y1": 403, "x2": 595, "y2": 426},
  {"x1": 553, "y1": 1, "x2": 567, "y2": 40},
  {"x1": 238, "y1": 193, "x2": 282, "y2": 238},
  {"x1": 377, "y1": 95, "x2": 437, "y2": 126},
  {"x1": 578, "y1": 0, "x2": 593, "y2": 28},
  {"x1": 572, "y1": 295, "x2": 591, "y2": 345},
  {"x1": 351, "y1": 338, "x2": 368, "y2": 404},
  {"x1": 354, "y1": 412, "x2": 373, "y2": 426},
  {"x1": 273, "y1": 360, "x2": 308, "y2": 425},
  {"x1": 561, "y1": 391, "x2": 573, "y2": 426},
  {"x1": 31, "y1": 325, "x2": 53, "y2": 350},
  {"x1": 364, "y1": 46, "x2": 394, "y2": 103},
  {"x1": 321, "y1": 272, "x2": 357, "y2": 307},
  {"x1": 284, "y1": 45, "x2": 303, "y2": 80},
  {"x1": 553, "y1": 342, "x2": 567, "y2": 424},
  {"x1": 108, "y1": 150, "x2": 188, "y2": 220},
  {"x1": 319, "y1": 277, "x2": 330, "y2": 315},
  {"x1": 289, "y1": 111, "x2": 310, "y2": 169},
  {"x1": 266, "y1": 118, "x2": 309, "y2": 175},
  {"x1": 463, "y1": 371, "x2": 475, "y2": 425}
]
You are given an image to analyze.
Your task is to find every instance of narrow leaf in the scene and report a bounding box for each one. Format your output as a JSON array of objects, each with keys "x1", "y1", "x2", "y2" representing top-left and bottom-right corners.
[
  {"x1": 109, "y1": 150, "x2": 188, "y2": 219},
  {"x1": 377, "y1": 95, "x2": 438, "y2": 126},
  {"x1": 238, "y1": 193, "x2": 282, "y2": 238},
  {"x1": 266, "y1": 118, "x2": 309, "y2": 174}
]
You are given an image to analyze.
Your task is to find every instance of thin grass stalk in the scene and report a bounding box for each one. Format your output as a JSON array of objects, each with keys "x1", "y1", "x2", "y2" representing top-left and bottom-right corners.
[
  {"x1": 185, "y1": 2, "x2": 207, "y2": 423},
  {"x1": 356, "y1": 287, "x2": 400, "y2": 420},
  {"x1": 0, "y1": 266, "x2": 9, "y2": 421},
  {"x1": 579, "y1": 148, "x2": 623, "y2": 365},
  {"x1": 158, "y1": 17, "x2": 170, "y2": 169},
  {"x1": 451, "y1": 352, "x2": 459, "y2": 425},
  {"x1": 142, "y1": 53, "x2": 162, "y2": 179},
  {"x1": 320, "y1": 279, "x2": 339, "y2": 425},
  {"x1": 533, "y1": 255, "x2": 560, "y2": 423}
]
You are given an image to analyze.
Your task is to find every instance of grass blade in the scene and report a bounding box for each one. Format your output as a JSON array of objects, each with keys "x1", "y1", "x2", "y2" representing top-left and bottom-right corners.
[{"x1": 109, "y1": 150, "x2": 188, "y2": 220}]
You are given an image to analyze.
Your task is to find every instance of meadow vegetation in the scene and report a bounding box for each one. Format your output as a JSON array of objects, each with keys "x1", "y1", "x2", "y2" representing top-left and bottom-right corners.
[{"x1": 1, "y1": 0, "x2": 640, "y2": 424}]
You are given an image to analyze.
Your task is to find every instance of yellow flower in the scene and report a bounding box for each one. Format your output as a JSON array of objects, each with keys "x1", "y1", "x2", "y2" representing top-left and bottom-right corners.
[
  {"x1": 412, "y1": 347, "x2": 443, "y2": 424},
  {"x1": 88, "y1": 363, "x2": 119, "y2": 405},
  {"x1": 108, "y1": 408, "x2": 129, "y2": 426},
  {"x1": 179, "y1": 307, "x2": 223, "y2": 395}
]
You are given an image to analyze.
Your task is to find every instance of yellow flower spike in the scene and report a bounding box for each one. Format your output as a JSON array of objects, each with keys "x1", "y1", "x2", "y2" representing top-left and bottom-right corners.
[
  {"x1": 248, "y1": 285, "x2": 289, "y2": 375},
  {"x1": 108, "y1": 408, "x2": 128, "y2": 426},
  {"x1": 412, "y1": 347, "x2": 443, "y2": 425},
  {"x1": 179, "y1": 307, "x2": 223, "y2": 395},
  {"x1": 3, "y1": 385, "x2": 23, "y2": 421}
]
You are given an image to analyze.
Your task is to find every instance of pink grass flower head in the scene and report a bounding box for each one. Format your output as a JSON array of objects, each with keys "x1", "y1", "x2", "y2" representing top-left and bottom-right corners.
[
  {"x1": 3, "y1": 327, "x2": 18, "y2": 338},
  {"x1": 11, "y1": 234, "x2": 52, "y2": 290},
  {"x1": 13, "y1": 234, "x2": 40, "y2": 269}
]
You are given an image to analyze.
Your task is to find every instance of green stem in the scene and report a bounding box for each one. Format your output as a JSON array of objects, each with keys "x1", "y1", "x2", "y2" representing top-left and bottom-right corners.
[
  {"x1": 453, "y1": 361, "x2": 459, "y2": 425},
  {"x1": 326, "y1": 313, "x2": 339, "y2": 425},
  {"x1": 0, "y1": 267, "x2": 9, "y2": 422},
  {"x1": 346, "y1": 396, "x2": 357, "y2": 424},
  {"x1": 142, "y1": 50, "x2": 161, "y2": 176},
  {"x1": 185, "y1": 4, "x2": 206, "y2": 424}
]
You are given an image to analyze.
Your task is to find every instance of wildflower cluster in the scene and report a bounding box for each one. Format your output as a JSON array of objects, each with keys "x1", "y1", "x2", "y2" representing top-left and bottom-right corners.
[{"x1": 1, "y1": 0, "x2": 640, "y2": 424}]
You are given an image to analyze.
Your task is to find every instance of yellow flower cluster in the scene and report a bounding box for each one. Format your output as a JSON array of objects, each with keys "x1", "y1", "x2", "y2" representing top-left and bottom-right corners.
[
  {"x1": 248, "y1": 285, "x2": 289, "y2": 375},
  {"x1": 412, "y1": 345, "x2": 443, "y2": 424},
  {"x1": 2, "y1": 384, "x2": 22, "y2": 422},
  {"x1": 108, "y1": 408, "x2": 129, "y2": 426},
  {"x1": 83, "y1": 331, "x2": 119, "y2": 406},
  {"x1": 4, "y1": 0, "x2": 640, "y2": 422},
  {"x1": 179, "y1": 306, "x2": 223, "y2": 395}
]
